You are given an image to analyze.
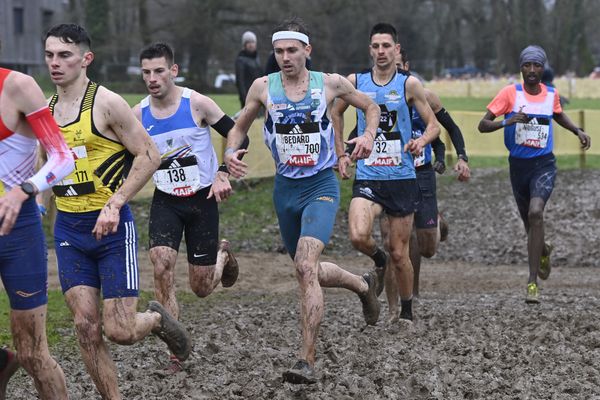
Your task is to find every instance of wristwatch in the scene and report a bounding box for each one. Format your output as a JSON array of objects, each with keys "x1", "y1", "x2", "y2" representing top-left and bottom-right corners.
[
  {"x1": 20, "y1": 181, "x2": 37, "y2": 199},
  {"x1": 458, "y1": 154, "x2": 469, "y2": 163}
]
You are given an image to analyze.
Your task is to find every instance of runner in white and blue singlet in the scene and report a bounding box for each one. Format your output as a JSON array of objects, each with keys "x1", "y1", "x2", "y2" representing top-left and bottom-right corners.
[
  {"x1": 479, "y1": 45, "x2": 590, "y2": 304},
  {"x1": 224, "y1": 17, "x2": 382, "y2": 385},
  {"x1": 134, "y1": 42, "x2": 244, "y2": 372}
]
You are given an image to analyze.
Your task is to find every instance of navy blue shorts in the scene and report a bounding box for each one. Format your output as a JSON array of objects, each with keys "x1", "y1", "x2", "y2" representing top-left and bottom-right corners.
[
  {"x1": 509, "y1": 153, "x2": 557, "y2": 223},
  {"x1": 0, "y1": 198, "x2": 48, "y2": 310},
  {"x1": 54, "y1": 205, "x2": 139, "y2": 299},
  {"x1": 274, "y1": 168, "x2": 340, "y2": 259},
  {"x1": 149, "y1": 186, "x2": 219, "y2": 266},
  {"x1": 352, "y1": 178, "x2": 420, "y2": 218},
  {"x1": 414, "y1": 164, "x2": 438, "y2": 229}
]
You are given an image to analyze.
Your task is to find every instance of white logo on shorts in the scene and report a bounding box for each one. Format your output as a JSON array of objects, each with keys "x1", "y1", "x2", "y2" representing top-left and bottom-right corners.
[
  {"x1": 59, "y1": 241, "x2": 71, "y2": 247},
  {"x1": 360, "y1": 187, "x2": 374, "y2": 198},
  {"x1": 193, "y1": 253, "x2": 208, "y2": 258}
]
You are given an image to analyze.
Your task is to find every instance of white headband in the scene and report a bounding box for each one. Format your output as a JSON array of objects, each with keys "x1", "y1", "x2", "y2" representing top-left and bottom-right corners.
[{"x1": 272, "y1": 31, "x2": 309, "y2": 45}]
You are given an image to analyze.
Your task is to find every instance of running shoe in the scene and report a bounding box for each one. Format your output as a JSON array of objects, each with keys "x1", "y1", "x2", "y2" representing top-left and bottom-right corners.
[
  {"x1": 164, "y1": 355, "x2": 184, "y2": 374},
  {"x1": 282, "y1": 359, "x2": 317, "y2": 384},
  {"x1": 538, "y1": 242, "x2": 553, "y2": 280},
  {"x1": 374, "y1": 265, "x2": 386, "y2": 297},
  {"x1": 358, "y1": 271, "x2": 381, "y2": 325},
  {"x1": 438, "y1": 213, "x2": 449, "y2": 242},
  {"x1": 148, "y1": 301, "x2": 192, "y2": 361},
  {"x1": 525, "y1": 283, "x2": 540, "y2": 304},
  {"x1": 220, "y1": 239, "x2": 239, "y2": 288},
  {"x1": 0, "y1": 349, "x2": 19, "y2": 400}
]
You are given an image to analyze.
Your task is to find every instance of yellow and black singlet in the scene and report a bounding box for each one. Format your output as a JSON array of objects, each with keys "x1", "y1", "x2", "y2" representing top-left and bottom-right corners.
[{"x1": 49, "y1": 82, "x2": 132, "y2": 213}]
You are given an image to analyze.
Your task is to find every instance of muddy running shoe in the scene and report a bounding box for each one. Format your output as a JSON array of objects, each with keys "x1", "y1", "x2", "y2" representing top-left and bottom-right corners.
[
  {"x1": 358, "y1": 271, "x2": 381, "y2": 325},
  {"x1": 282, "y1": 359, "x2": 317, "y2": 384},
  {"x1": 538, "y1": 242, "x2": 553, "y2": 281},
  {"x1": 439, "y1": 213, "x2": 449, "y2": 242},
  {"x1": 163, "y1": 355, "x2": 184, "y2": 374},
  {"x1": 0, "y1": 349, "x2": 19, "y2": 400},
  {"x1": 374, "y1": 265, "x2": 386, "y2": 297},
  {"x1": 525, "y1": 283, "x2": 540, "y2": 304},
  {"x1": 148, "y1": 301, "x2": 192, "y2": 361},
  {"x1": 220, "y1": 239, "x2": 239, "y2": 288}
]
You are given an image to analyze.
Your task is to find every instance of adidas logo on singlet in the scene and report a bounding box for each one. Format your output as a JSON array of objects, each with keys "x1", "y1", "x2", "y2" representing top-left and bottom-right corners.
[
  {"x1": 64, "y1": 186, "x2": 78, "y2": 196},
  {"x1": 169, "y1": 160, "x2": 181, "y2": 168},
  {"x1": 289, "y1": 124, "x2": 304, "y2": 134}
]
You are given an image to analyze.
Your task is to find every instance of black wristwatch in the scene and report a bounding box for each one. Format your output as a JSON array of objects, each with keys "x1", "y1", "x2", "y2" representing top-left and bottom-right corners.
[
  {"x1": 458, "y1": 154, "x2": 469, "y2": 163},
  {"x1": 20, "y1": 181, "x2": 37, "y2": 199}
]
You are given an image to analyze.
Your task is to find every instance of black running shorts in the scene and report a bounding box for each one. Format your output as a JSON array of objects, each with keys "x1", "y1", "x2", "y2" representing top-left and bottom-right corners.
[
  {"x1": 352, "y1": 178, "x2": 421, "y2": 217},
  {"x1": 149, "y1": 186, "x2": 218, "y2": 266}
]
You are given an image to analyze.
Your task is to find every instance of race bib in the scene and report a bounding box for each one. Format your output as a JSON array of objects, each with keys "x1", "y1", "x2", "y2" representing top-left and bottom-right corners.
[
  {"x1": 275, "y1": 122, "x2": 321, "y2": 167},
  {"x1": 53, "y1": 145, "x2": 96, "y2": 197},
  {"x1": 515, "y1": 118, "x2": 550, "y2": 149},
  {"x1": 365, "y1": 132, "x2": 403, "y2": 167},
  {"x1": 153, "y1": 155, "x2": 201, "y2": 197}
]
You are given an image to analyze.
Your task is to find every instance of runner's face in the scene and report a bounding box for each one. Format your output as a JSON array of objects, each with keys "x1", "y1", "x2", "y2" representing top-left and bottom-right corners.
[
  {"x1": 141, "y1": 57, "x2": 178, "y2": 99},
  {"x1": 370, "y1": 33, "x2": 399, "y2": 69},
  {"x1": 273, "y1": 39, "x2": 310, "y2": 77},
  {"x1": 45, "y1": 36, "x2": 92, "y2": 86},
  {"x1": 521, "y1": 62, "x2": 544, "y2": 85}
]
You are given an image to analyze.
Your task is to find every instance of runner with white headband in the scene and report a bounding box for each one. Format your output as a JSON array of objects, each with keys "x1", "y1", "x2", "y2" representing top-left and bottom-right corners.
[{"x1": 224, "y1": 16, "x2": 382, "y2": 384}]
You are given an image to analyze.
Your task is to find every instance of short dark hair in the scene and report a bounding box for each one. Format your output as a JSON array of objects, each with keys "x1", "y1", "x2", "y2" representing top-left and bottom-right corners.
[
  {"x1": 139, "y1": 42, "x2": 175, "y2": 65},
  {"x1": 399, "y1": 48, "x2": 409, "y2": 64},
  {"x1": 272, "y1": 16, "x2": 310, "y2": 39},
  {"x1": 369, "y1": 23, "x2": 398, "y2": 43},
  {"x1": 45, "y1": 24, "x2": 91, "y2": 50}
]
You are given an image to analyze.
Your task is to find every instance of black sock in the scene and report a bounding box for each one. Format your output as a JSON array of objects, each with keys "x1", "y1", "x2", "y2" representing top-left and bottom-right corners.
[
  {"x1": 370, "y1": 247, "x2": 387, "y2": 269},
  {"x1": 0, "y1": 349, "x2": 8, "y2": 370},
  {"x1": 400, "y1": 298, "x2": 413, "y2": 320}
]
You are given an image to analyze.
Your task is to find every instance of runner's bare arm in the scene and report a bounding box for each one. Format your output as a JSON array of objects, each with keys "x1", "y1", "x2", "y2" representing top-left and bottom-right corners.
[
  {"x1": 328, "y1": 73, "x2": 379, "y2": 160},
  {"x1": 92, "y1": 90, "x2": 160, "y2": 239},
  {"x1": 406, "y1": 76, "x2": 440, "y2": 154},
  {"x1": 330, "y1": 74, "x2": 355, "y2": 179},
  {"x1": 478, "y1": 109, "x2": 529, "y2": 133}
]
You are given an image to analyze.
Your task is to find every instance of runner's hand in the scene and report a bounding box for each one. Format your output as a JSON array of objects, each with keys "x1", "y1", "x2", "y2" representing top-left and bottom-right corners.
[
  {"x1": 0, "y1": 187, "x2": 28, "y2": 236},
  {"x1": 433, "y1": 160, "x2": 446, "y2": 174},
  {"x1": 506, "y1": 111, "x2": 529, "y2": 125},
  {"x1": 405, "y1": 137, "x2": 425, "y2": 156},
  {"x1": 224, "y1": 149, "x2": 248, "y2": 178},
  {"x1": 208, "y1": 171, "x2": 233, "y2": 202},
  {"x1": 346, "y1": 132, "x2": 374, "y2": 161},
  {"x1": 454, "y1": 158, "x2": 471, "y2": 182},
  {"x1": 92, "y1": 203, "x2": 121, "y2": 240},
  {"x1": 337, "y1": 154, "x2": 353, "y2": 179},
  {"x1": 576, "y1": 129, "x2": 591, "y2": 150}
]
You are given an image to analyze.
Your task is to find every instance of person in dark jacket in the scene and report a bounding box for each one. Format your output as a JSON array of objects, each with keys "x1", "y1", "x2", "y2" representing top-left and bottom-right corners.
[{"x1": 235, "y1": 31, "x2": 262, "y2": 108}]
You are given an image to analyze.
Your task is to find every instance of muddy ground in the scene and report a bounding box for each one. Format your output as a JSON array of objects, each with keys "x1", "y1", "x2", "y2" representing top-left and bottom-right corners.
[{"x1": 6, "y1": 168, "x2": 600, "y2": 399}]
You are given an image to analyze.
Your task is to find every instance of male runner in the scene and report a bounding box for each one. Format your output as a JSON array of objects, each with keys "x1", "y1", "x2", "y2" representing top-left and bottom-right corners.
[
  {"x1": 134, "y1": 42, "x2": 245, "y2": 371},
  {"x1": 45, "y1": 23, "x2": 191, "y2": 398},
  {"x1": 478, "y1": 45, "x2": 590, "y2": 303},
  {"x1": 0, "y1": 62, "x2": 74, "y2": 400},
  {"x1": 332, "y1": 23, "x2": 440, "y2": 325},
  {"x1": 224, "y1": 17, "x2": 381, "y2": 384},
  {"x1": 382, "y1": 48, "x2": 471, "y2": 319}
]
